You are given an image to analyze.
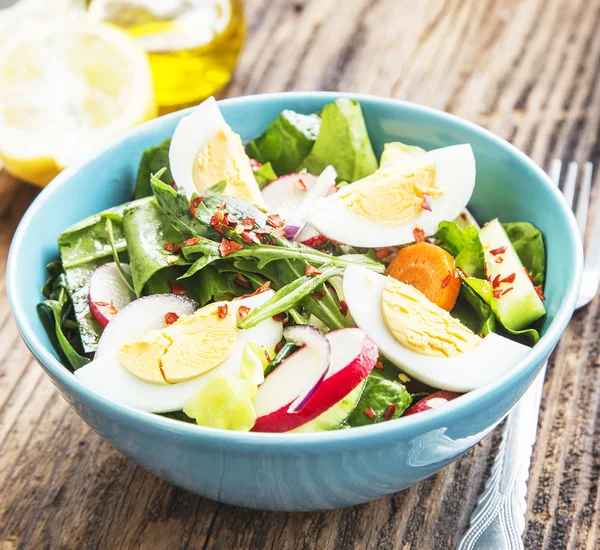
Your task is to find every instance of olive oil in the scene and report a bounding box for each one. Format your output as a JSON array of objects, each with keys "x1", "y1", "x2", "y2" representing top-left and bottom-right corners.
[{"x1": 88, "y1": 0, "x2": 245, "y2": 113}]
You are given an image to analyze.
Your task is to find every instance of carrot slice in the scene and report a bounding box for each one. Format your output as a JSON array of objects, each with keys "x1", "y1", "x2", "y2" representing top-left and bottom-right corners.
[{"x1": 386, "y1": 243, "x2": 461, "y2": 311}]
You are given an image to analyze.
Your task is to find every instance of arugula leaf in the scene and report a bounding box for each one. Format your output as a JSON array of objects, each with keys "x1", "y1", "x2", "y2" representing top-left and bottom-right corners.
[
  {"x1": 245, "y1": 110, "x2": 321, "y2": 175},
  {"x1": 134, "y1": 138, "x2": 173, "y2": 199},
  {"x1": 344, "y1": 368, "x2": 411, "y2": 427},
  {"x1": 253, "y1": 162, "x2": 277, "y2": 189},
  {"x1": 503, "y1": 222, "x2": 546, "y2": 285},
  {"x1": 434, "y1": 221, "x2": 479, "y2": 257},
  {"x1": 237, "y1": 266, "x2": 344, "y2": 329},
  {"x1": 298, "y1": 99, "x2": 378, "y2": 182}
]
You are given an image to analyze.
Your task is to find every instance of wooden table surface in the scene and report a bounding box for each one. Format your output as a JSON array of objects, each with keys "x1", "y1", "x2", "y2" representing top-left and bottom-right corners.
[{"x1": 1, "y1": 0, "x2": 600, "y2": 548}]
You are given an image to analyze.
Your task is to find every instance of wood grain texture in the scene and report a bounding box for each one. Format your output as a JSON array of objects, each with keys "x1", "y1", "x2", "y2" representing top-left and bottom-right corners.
[{"x1": 1, "y1": 0, "x2": 599, "y2": 548}]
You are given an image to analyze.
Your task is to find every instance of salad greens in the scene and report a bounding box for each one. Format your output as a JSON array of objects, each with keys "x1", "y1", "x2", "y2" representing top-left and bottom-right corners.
[{"x1": 39, "y1": 96, "x2": 547, "y2": 434}]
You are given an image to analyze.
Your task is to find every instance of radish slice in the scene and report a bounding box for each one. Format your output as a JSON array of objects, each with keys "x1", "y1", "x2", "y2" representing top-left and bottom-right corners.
[
  {"x1": 252, "y1": 327, "x2": 377, "y2": 432},
  {"x1": 403, "y1": 391, "x2": 461, "y2": 416},
  {"x1": 261, "y1": 166, "x2": 337, "y2": 246},
  {"x1": 89, "y1": 262, "x2": 136, "y2": 328},
  {"x1": 253, "y1": 325, "x2": 330, "y2": 432},
  {"x1": 95, "y1": 294, "x2": 197, "y2": 358}
]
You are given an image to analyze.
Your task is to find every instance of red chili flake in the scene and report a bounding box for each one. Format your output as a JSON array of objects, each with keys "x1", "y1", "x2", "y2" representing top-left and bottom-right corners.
[
  {"x1": 460, "y1": 212, "x2": 468, "y2": 221},
  {"x1": 106, "y1": 301, "x2": 118, "y2": 315},
  {"x1": 190, "y1": 195, "x2": 203, "y2": 208},
  {"x1": 219, "y1": 238, "x2": 244, "y2": 257},
  {"x1": 234, "y1": 274, "x2": 251, "y2": 289},
  {"x1": 225, "y1": 212, "x2": 238, "y2": 227},
  {"x1": 492, "y1": 274, "x2": 501, "y2": 289},
  {"x1": 489, "y1": 246, "x2": 507, "y2": 256},
  {"x1": 266, "y1": 213, "x2": 285, "y2": 228},
  {"x1": 421, "y1": 193, "x2": 433, "y2": 212},
  {"x1": 217, "y1": 304, "x2": 228, "y2": 319},
  {"x1": 493, "y1": 289, "x2": 502, "y2": 299},
  {"x1": 272, "y1": 312, "x2": 287, "y2": 323},
  {"x1": 311, "y1": 289, "x2": 326, "y2": 300},
  {"x1": 165, "y1": 312, "x2": 179, "y2": 325},
  {"x1": 479, "y1": 333, "x2": 485, "y2": 338},
  {"x1": 524, "y1": 267, "x2": 536, "y2": 284},
  {"x1": 237, "y1": 281, "x2": 272, "y2": 299},
  {"x1": 374, "y1": 361, "x2": 384, "y2": 370},
  {"x1": 241, "y1": 231, "x2": 261, "y2": 244},
  {"x1": 170, "y1": 282, "x2": 187, "y2": 295},
  {"x1": 364, "y1": 407, "x2": 376, "y2": 420},
  {"x1": 305, "y1": 265, "x2": 323, "y2": 276},
  {"x1": 94, "y1": 301, "x2": 109, "y2": 306},
  {"x1": 183, "y1": 237, "x2": 201, "y2": 247},
  {"x1": 238, "y1": 305, "x2": 251, "y2": 320},
  {"x1": 249, "y1": 159, "x2": 263, "y2": 169},
  {"x1": 210, "y1": 211, "x2": 225, "y2": 233},
  {"x1": 534, "y1": 285, "x2": 546, "y2": 301},
  {"x1": 264, "y1": 349, "x2": 272, "y2": 363},
  {"x1": 163, "y1": 242, "x2": 175, "y2": 252},
  {"x1": 376, "y1": 247, "x2": 395, "y2": 260},
  {"x1": 441, "y1": 271, "x2": 452, "y2": 288},
  {"x1": 254, "y1": 227, "x2": 273, "y2": 235},
  {"x1": 500, "y1": 273, "x2": 516, "y2": 285},
  {"x1": 456, "y1": 266, "x2": 468, "y2": 278},
  {"x1": 294, "y1": 177, "x2": 307, "y2": 192},
  {"x1": 340, "y1": 300, "x2": 349, "y2": 316},
  {"x1": 501, "y1": 286, "x2": 514, "y2": 296},
  {"x1": 189, "y1": 204, "x2": 197, "y2": 218},
  {"x1": 241, "y1": 217, "x2": 255, "y2": 229},
  {"x1": 413, "y1": 226, "x2": 425, "y2": 244},
  {"x1": 275, "y1": 341, "x2": 283, "y2": 354},
  {"x1": 495, "y1": 256, "x2": 504, "y2": 264},
  {"x1": 272, "y1": 227, "x2": 286, "y2": 238},
  {"x1": 384, "y1": 403, "x2": 397, "y2": 420},
  {"x1": 217, "y1": 200, "x2": 227, "y2": 210}
]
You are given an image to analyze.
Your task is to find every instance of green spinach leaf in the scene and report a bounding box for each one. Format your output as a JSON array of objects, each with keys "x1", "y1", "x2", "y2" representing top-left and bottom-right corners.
[
  {"x1": 134, "y1": 138, "x2": 173, "y2": 199},
  {"x1": 298, "y1": 99, "x2": 378, "y2": 182},
  {"x1": 246, "y1": 110, "x2": 321, "y2": 175},
  {"x1": 503, "y1": 222, "x2": 545, "y2": 285}
]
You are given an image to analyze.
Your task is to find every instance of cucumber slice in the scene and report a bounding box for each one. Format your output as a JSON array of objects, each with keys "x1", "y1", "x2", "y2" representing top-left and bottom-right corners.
[
  {"x1": 478, "y1": 219, "x2": 546, "y2": 330},
  {"x1": 292, "y1": 380, "x2": 366, "y2": 433}
]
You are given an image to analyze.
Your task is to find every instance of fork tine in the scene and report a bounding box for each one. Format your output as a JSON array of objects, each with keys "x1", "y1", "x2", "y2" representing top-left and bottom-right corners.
[
  {"x1": 575, "y1": 162, "x2": 593, "y2": 237},
  {"x1": 563, "y1": 162, "x2": 578, "y2": 208},
  {"x1": 550, "y1": 159, "x2": 562, "y2": 186}
]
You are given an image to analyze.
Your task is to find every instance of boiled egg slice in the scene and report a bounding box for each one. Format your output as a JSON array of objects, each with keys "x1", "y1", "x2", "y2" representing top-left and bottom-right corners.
[
  {"x1": 342, "y1": 266, "x2": 530, "y2": 392},
  {"x1": 309, "y1": 144, "x2": 475, "y2": 247},
  {"x1": 75, "y1": 291, "x2": 282, "y2": 412},
  {"x1": 168, "y1": 96, "x2": 265, "y2": 206}
]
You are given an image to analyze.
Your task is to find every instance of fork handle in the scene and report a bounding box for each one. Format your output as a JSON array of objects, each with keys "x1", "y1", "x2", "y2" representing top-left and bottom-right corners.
[{"x1": 455, "y1": 365, "x2": 546, "y2": 550}]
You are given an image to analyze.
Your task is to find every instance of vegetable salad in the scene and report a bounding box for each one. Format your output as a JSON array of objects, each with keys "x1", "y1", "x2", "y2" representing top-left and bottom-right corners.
[{"x1": 39, "y1": 97, "x2": 547, "y2": 432}]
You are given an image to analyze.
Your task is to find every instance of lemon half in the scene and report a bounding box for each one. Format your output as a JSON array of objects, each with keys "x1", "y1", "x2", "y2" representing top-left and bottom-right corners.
[{"x1": 0, "y1": 20, "x2": 157, "y2": 186}]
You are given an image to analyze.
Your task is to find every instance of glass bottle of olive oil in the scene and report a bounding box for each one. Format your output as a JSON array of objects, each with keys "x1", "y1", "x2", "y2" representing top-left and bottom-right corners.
[{"x1": 88, "y1": 0, "x2": 245, "y2": 113}]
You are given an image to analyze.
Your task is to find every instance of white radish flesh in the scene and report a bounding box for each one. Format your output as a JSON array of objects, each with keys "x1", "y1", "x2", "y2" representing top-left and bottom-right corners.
[{"x1": 88, "y1": 262, "x2": 136, "y2": 328}]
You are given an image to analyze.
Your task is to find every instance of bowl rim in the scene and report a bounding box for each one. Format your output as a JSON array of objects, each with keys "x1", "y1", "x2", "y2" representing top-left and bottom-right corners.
[{"x1": 7, "y1": 91, "x2": 583, "y2": 449}]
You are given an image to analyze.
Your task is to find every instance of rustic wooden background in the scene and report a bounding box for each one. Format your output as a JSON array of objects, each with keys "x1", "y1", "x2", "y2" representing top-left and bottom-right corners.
[{"x1": 1, "y1": 0, "x2": 599, "y2": 548}]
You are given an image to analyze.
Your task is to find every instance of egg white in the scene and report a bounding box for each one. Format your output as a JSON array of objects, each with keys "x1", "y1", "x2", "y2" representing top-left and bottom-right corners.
[
  {"x1": 168, "y1": 96, "x2": 226, "y2": 199},
  {"x1": 309, "y1": 144, "x2": 476, "y2": 248},
  {"x1": 342, "y1": 266, "x2": 530, "y2": 392},
  {"x1": 75, "y1": 291, "x2": 283, "y2": 413}
]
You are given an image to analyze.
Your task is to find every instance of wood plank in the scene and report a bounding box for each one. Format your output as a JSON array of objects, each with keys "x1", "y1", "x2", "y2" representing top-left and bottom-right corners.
[{"x1": 0, "y1": 0, "x2": 599, "y2": 548}]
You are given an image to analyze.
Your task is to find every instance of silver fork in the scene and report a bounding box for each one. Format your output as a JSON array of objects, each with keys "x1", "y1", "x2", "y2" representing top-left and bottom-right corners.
[{"x1": 456, "y1": 161, "x2": 598, "y2": 550}]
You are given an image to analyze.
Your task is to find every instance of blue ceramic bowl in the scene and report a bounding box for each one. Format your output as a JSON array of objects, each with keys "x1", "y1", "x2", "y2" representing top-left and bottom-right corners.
[{"x1": 8, "y1": 92, "x2": 582, "y2": 511}]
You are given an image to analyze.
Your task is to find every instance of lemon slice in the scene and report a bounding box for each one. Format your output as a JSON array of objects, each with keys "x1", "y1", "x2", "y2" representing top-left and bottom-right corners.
[{"x1": 0, "y1": 19, "x2": 157, "y2": 186}]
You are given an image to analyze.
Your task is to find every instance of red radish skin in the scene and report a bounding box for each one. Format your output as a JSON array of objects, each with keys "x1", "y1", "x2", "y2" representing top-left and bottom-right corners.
[
  {"x1": 403, "y1": 391, "x2": 461, "y2": 417},
  {"x1": 89, "y1": 262, "x2": 136, "y2": 328},
  {"x1": 252, "y1": 328, "x2": 378, "y2": 433}
]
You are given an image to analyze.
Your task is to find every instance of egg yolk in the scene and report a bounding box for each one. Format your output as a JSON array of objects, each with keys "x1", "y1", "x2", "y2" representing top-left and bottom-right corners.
[
  {"x1": 118, "y1": 302, "x2": 238, "y2": 385},
  {"x1": 193, "y1": 123, "x2": 265, "y2": 206},
  {"x1": 381, "y1": 277, "x2": 481, "y2": 358},
  {"x1": 338, "y1": 162, "x2": 443, "y2": 225}
]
